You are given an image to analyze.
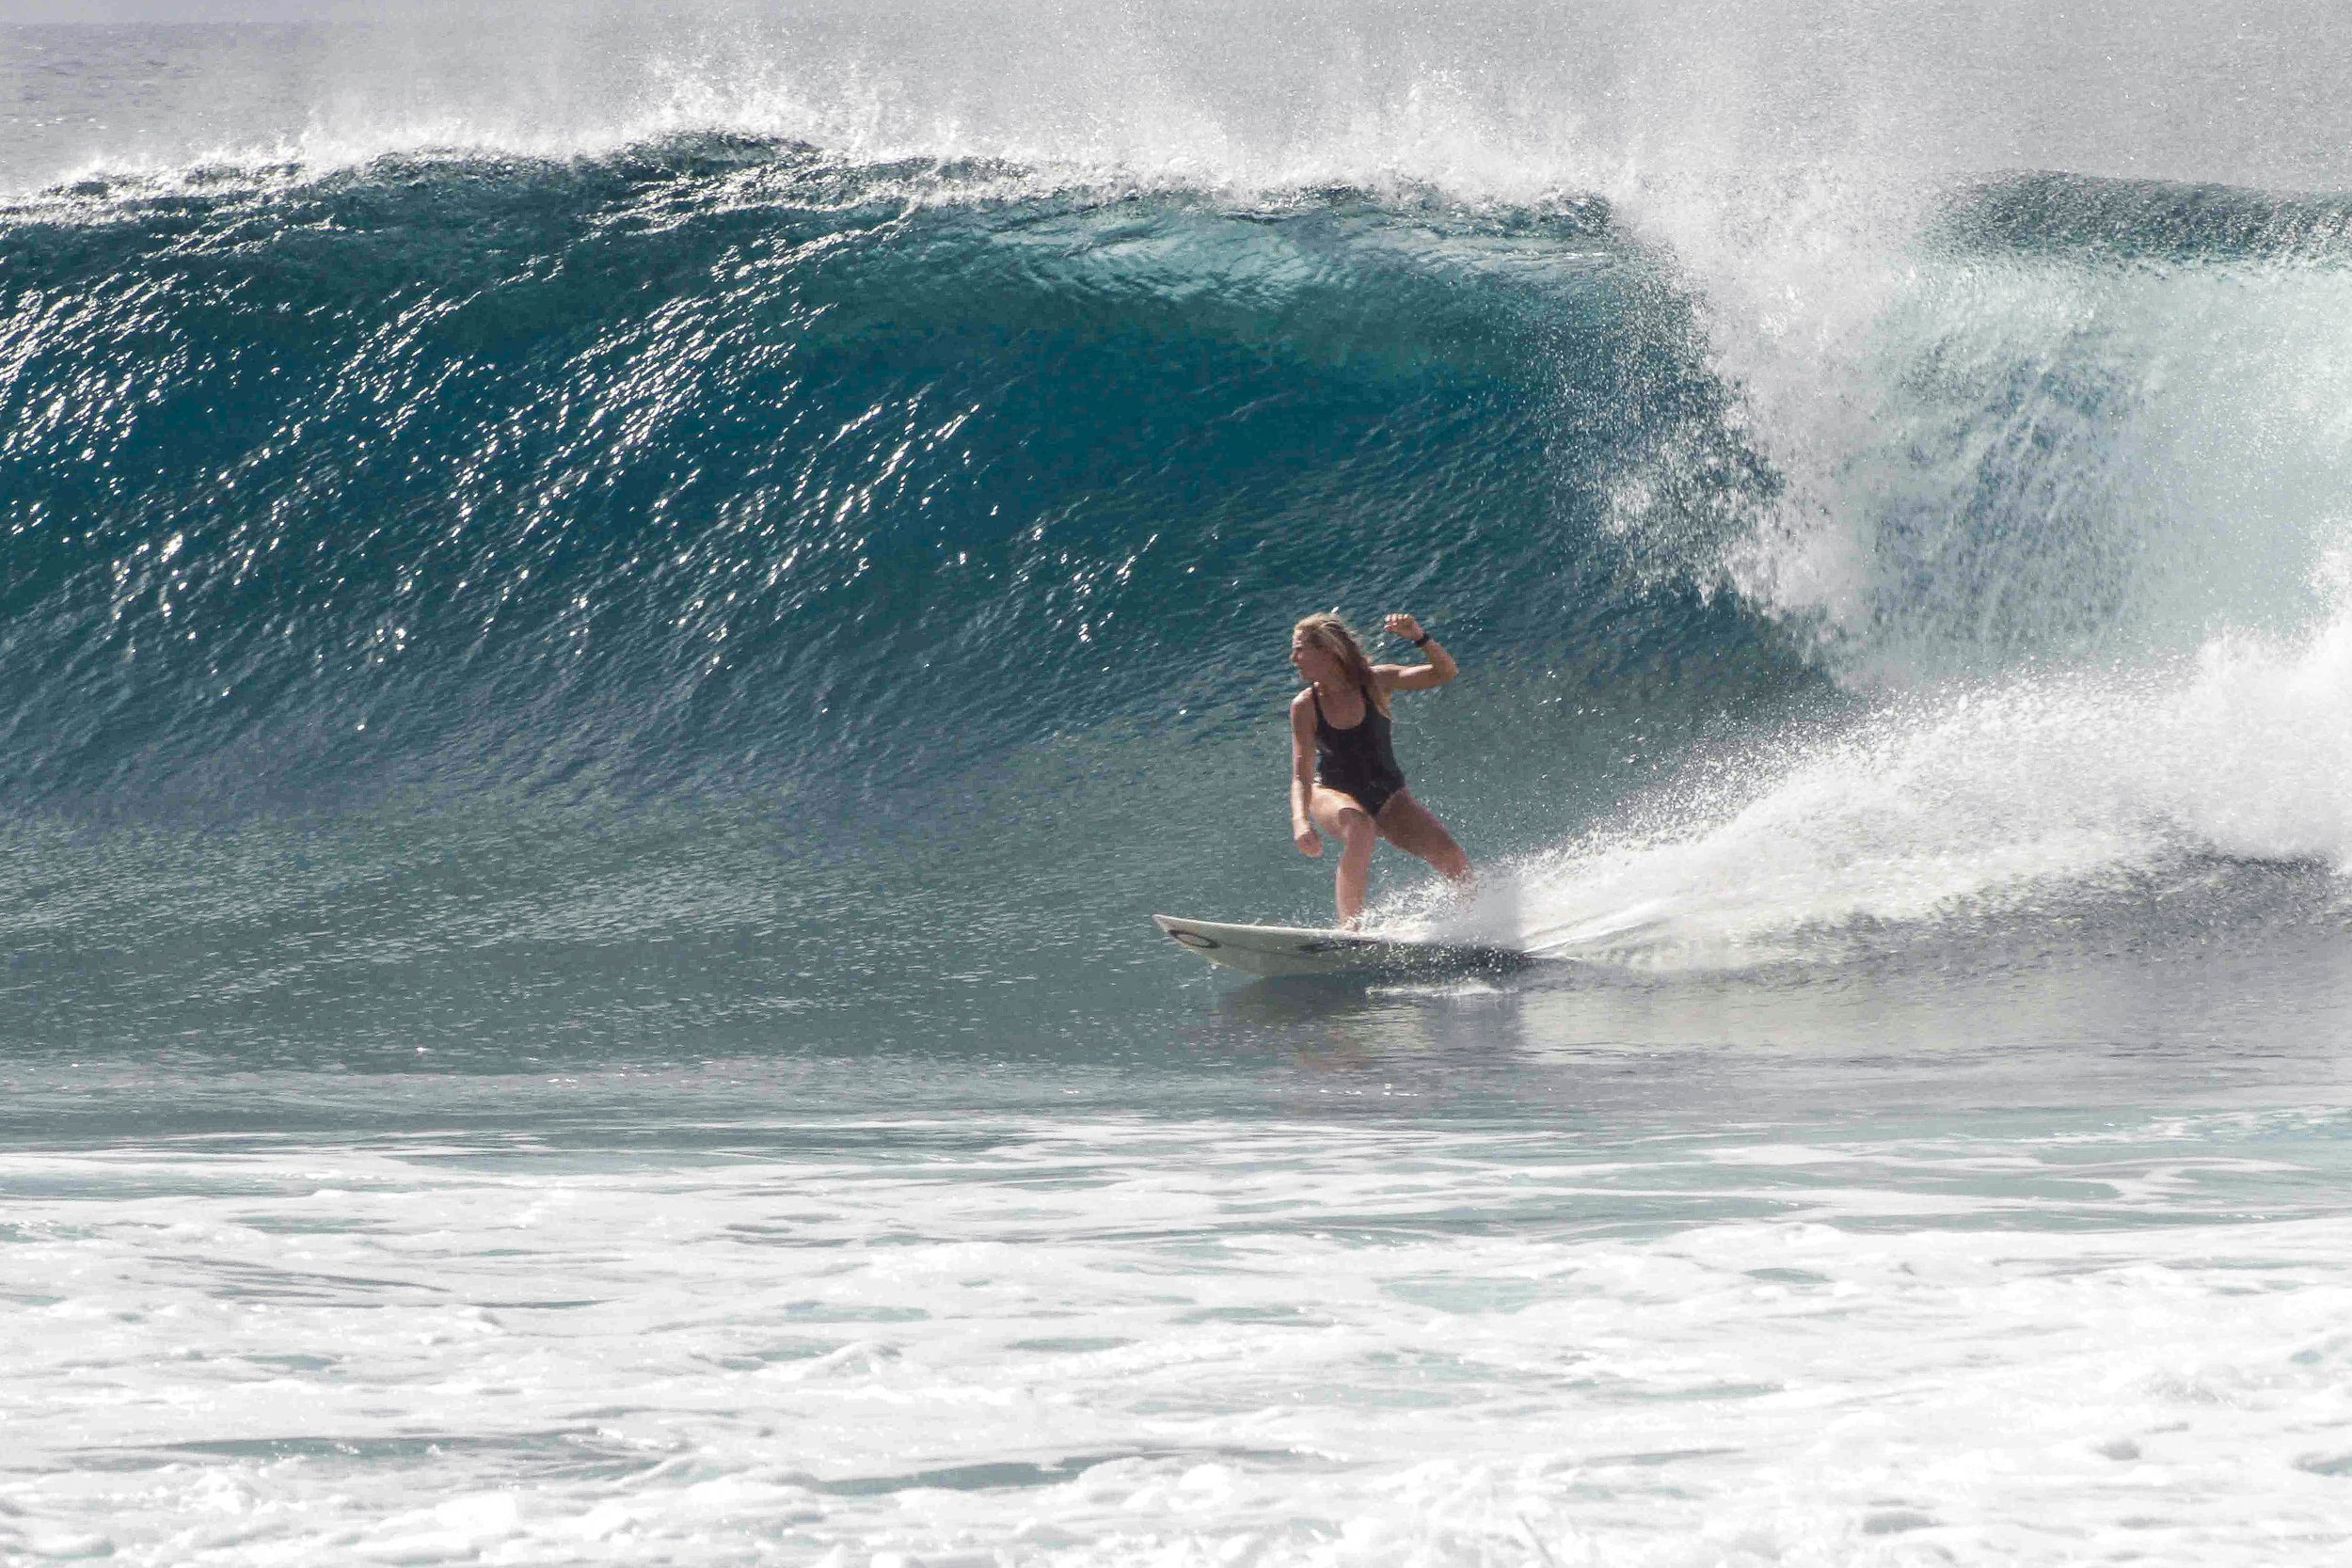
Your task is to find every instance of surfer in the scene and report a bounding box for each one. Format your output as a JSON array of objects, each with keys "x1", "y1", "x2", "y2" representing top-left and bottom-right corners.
[{"x1": 1289, "y1": 611, "x2": 1471, "y2": 925}]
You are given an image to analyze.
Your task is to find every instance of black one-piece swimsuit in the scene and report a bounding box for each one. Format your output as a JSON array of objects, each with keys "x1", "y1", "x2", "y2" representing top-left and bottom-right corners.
[{"x1": 1312, "y1": 687, "x2": 1407, "y2": 819}]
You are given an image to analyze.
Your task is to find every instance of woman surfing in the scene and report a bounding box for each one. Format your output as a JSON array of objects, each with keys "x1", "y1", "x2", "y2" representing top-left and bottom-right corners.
[{"x1": 1289, "y1": 611, "x2": 1471, "y2": 926}]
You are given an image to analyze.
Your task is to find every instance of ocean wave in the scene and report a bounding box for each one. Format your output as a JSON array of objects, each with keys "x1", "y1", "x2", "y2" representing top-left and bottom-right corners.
[
  {"x1": 0, "y1": 141, "x2": 1783, "y2": 814},
  {"x1": 6, "y1": 136, "x2": 2348, "y2": 961}
]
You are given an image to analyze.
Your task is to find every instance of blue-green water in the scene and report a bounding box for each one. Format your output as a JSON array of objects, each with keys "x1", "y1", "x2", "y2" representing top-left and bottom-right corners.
[{"x1": 5, "y1": 9, "x2": 2352, "y2": 1564}]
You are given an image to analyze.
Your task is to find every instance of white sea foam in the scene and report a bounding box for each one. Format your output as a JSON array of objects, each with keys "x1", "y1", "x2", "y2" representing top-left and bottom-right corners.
[
  {"x1": 1394, "y1": 592, "x2": 2352, "y2": 968},
  {"x1": 5, "y1": 1113, "x2": 2350, "y2": 1565}
]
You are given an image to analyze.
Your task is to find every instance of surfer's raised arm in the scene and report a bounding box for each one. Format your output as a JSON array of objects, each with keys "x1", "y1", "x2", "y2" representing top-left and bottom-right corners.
[
  {"x1": 1377, "y1": 611, "x2": 1455, "y2": 690},
  {"x1": 1286, "y1": 611, "x2": 1471, "y2": 925}
]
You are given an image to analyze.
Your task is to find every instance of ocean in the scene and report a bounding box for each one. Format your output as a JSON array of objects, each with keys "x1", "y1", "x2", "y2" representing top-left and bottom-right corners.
[{"x1": 4, "y1": 5, "x2": 2352, "y2": 1563}]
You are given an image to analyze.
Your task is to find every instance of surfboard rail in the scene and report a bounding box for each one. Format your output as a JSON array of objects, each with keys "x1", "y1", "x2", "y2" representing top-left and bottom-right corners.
[{"x1": 1152, "y1": 913, "x2": 1529, "y2": 978}]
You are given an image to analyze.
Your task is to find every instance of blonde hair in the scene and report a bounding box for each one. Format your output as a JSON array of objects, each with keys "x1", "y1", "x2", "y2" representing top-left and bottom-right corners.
[{"x1": 1293, "y1": 611, "x2": 1389, "y2": 716}]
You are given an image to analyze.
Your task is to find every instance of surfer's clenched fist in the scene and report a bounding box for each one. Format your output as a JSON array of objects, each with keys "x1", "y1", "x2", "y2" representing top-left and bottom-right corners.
[{"x1": 1384, "y1": 612, "x2": 1424, "y2": 642}]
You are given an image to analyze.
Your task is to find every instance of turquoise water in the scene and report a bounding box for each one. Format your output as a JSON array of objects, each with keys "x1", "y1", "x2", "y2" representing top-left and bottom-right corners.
[{"x1": 5, "y1": 8, "x2": 2352, "y2": 1563}]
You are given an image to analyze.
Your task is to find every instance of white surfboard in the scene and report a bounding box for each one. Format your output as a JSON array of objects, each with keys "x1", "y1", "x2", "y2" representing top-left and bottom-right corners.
[{"x1": 1152, "y1": 913, "x2": 1529, "y2": 979}]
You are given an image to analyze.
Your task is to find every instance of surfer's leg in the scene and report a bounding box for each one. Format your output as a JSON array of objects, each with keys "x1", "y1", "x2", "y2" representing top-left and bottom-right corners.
[
  {"x1": 1309, "y1": 786, "x2": 1378, "y2": 925},
  {"x1": 1375, "y1": 789, "x2": 1471, "y2": 884}
]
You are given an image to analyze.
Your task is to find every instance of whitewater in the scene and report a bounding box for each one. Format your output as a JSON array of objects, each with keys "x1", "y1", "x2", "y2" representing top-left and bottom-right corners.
[{"x1": 5, "y1": 3, "x2": 2352, "y2": 1564}]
